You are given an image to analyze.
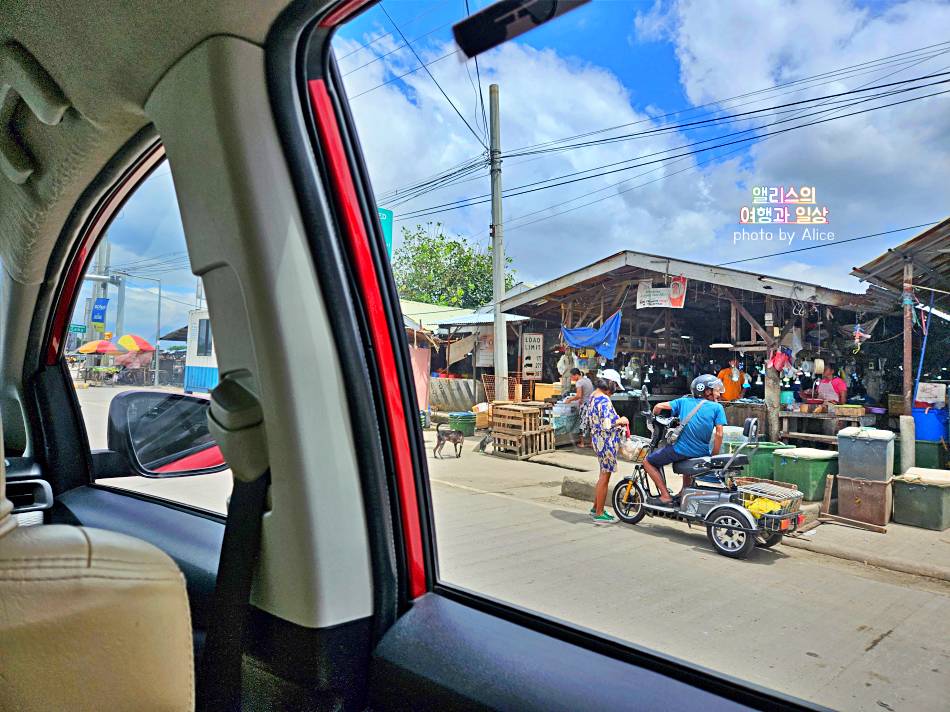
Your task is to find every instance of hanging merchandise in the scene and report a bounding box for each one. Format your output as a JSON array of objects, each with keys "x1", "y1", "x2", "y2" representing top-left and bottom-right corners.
[
  {"x1": 813, "y1": 358, "x2": 825, "y2": 375},
  {"x1": 769, "y1": 349, "x2": 791, "y2": 372},
  {"x1": 561, "y1": 311, "x2": 622, "y2": 359},
  {"x1": 755, "y1": 371, "x2": 763, "y2": 386}
]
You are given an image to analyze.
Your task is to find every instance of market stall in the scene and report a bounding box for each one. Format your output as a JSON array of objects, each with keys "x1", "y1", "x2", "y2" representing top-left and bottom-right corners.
[{"x1": 499, "y1": 249, "x2": 890, "y2": 444}]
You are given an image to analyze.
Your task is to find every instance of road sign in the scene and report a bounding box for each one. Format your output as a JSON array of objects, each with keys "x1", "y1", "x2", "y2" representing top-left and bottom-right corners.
[
  {"x1": 91, "y1": 297, "x2": 109, "y2": 328},
  {"x1": 521, "y1": 332, "x2": 543, "y2": 380},
  {"x1": 377, "y1": 207, "x2": 394, "y2": 257},
  {"x1": 69, "y1": 324, "x2": 87, "y2": 334}
]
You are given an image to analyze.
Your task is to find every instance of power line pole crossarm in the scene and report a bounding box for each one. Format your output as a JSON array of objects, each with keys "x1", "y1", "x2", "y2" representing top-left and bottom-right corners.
[{"x1": 490, "y1": 84, "x2": 508, "y2": 401}]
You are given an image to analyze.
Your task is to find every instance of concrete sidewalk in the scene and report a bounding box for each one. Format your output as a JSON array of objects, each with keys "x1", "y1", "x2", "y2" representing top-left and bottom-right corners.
[{"x1": 786, "y1": 521, "x2": 950, "y2": 582}]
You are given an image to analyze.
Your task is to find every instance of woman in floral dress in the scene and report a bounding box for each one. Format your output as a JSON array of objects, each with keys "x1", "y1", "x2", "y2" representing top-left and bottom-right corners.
[{"x1": 584, "y1": 371, "x2": 628, "y2": 523}]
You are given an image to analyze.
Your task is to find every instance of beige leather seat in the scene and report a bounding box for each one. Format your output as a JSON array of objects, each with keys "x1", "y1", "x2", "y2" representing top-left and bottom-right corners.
[{"x1": 0, "y1": 431, "x2": 195, "y2": 711}]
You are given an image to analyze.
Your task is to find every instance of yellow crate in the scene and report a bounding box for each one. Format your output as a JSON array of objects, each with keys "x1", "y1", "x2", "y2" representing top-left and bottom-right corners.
[{"x1": 533, "y1": 382, "x2": 563, "y2": 401}]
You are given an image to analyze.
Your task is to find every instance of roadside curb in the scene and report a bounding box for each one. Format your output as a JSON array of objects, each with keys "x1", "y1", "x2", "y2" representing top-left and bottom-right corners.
[{"x1": 781, "y1": 536, "x2": 950, "y2": 583}]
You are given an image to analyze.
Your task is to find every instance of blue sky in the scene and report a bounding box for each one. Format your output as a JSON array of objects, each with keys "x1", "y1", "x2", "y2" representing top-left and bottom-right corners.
[
  {"x1": 69, "y1": 0, "x2": 950, "y2": 348},
  {"x1": 335, "y1": 0, "x2": 950, "y2": 291},
  {"x1": 68, "y1": 166, "x2": 199, "y2": 349}
]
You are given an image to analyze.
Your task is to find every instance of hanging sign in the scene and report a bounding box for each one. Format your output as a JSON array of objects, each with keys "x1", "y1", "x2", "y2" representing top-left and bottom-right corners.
[
  {"x1": 90, "y1": 297, "x2": 109, "y2": 329},
  {"x1": 636, "y1": 276, "x2": 687, "y2": 309},
  {"x1": 475, "y1": 326, "x2": 494, "y2": 367},
  {"x1": 521, "y1": 332, "x2": 543, "y2": 380},
  {"x1": 377, "y1": 207, "x2": 394, "y2": 257}
]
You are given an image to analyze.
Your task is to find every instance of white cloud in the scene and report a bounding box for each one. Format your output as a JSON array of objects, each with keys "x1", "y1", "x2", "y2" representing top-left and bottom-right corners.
[
  {"x1": 337, "y1": 1, "x2": 950, "y2": 294},
  {"x1": 338, "y1": 33, "x2": 741, "y2": 283},
  {"x1": 635, "y1": 0, "x2": 950, "y2": 274}
]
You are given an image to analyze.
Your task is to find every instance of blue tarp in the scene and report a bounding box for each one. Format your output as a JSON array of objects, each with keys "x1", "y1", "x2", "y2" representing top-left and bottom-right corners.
[{"x1": 561, "y1": 310, "x2": 622, "y2": 359}]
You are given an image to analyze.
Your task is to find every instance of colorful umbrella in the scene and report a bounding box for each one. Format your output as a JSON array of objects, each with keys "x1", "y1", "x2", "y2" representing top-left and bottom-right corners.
[
  {"x1": 77, "y1": 339, "x2": 127, "y2": 355},
  {"x1": 115, "y1": 351, "x2": 154, "y2": 368},
  {"x1": 116, "y1": 334, "x2": 155, "y2": 352}
]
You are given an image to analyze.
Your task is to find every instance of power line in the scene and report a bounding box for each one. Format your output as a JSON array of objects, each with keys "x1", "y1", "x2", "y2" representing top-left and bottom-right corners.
[
  {"x1": 341, "y1": 20, "x2": 455, "y2": 77},
  {"x1": 348, "y1": 48, "x2": 460, "y2": 100},
  {"x1": 395, "y1": 82, "x2": 950, "y2": 219},
  {"x1": 492, "y1": 46, "x2": 950, "y2": 241},
  {"x1": 376, "y1": 44, "x2": 950, "y2": 211},
  {"x1": 716, "y1": 222, "x2": 944, "y2": 267},
  {"x1": 336, "y1": 2, "x2": 444, "y2": 61},
  {"x1": 504, "y1": 40, "x2": 950, "y2": 155},
  {"x1": 378, "y1": 4, "x2": 487, "y2": 149},
  {"x1": 465, "y1": 0, "x2": 489, "y2": 142},
  {"x1": 504, "y1": 69, "x2": 950, "y2": 159}
]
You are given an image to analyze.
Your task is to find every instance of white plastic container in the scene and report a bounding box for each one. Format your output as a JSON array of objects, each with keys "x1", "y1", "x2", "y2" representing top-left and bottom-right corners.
[{"x1": 836, "y1": 426, "x2": 895, "y2": 481}]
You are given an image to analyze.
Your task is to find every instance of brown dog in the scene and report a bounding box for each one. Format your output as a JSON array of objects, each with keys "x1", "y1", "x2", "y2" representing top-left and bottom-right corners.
[{"x1": 433, "y1": 423, "x2": 464, "y2": 459}]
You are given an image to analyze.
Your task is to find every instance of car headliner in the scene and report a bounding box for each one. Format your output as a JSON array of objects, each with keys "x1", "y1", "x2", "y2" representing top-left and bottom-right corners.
[
  {"x1": 0, "y1": 0, "x2": 336, "y2": 450},
  {"x1": 0, "y1": 0, "x2": 293, "y2": 286}
]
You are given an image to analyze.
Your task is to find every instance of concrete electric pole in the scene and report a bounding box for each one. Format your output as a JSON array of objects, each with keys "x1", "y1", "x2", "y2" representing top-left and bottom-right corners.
[{"x1": 490, "y1": 83, "x2": 508, "y2": 400}]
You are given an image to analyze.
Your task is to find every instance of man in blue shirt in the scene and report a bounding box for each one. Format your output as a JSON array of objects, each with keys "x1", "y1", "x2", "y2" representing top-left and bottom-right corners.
[{"x1": 642, "y1": 374, "x2": 728, "y2": 507}]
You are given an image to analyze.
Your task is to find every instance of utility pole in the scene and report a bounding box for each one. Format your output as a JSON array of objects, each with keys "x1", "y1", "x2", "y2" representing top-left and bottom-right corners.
[{"x1": 490, "y1": 83, "x2": 508, "y2": 400}]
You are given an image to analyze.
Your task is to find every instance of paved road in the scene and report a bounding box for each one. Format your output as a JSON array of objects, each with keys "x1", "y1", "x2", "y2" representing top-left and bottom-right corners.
[
  {"x1": 73, "y1": 388, "x2": 949, "y2": 710},
  {"x1": 427, "y1": 441, "x2": 950, "y2": 712}
]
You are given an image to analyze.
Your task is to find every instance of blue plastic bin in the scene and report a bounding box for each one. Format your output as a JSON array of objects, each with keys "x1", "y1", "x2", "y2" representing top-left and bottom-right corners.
[{"x1": 912, "y1": 407, "x2": 948, "y2": 442}]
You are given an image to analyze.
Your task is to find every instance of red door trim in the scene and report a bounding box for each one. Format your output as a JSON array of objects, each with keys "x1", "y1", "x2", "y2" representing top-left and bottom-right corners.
[{"x1": 307, "y1": 79, "x2": 427, "y2": 599}]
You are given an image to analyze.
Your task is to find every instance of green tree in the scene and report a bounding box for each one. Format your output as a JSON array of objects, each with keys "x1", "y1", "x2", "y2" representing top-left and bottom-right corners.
[{"x1": 392, "y1": 223, "x2": 516, "y2": 308}]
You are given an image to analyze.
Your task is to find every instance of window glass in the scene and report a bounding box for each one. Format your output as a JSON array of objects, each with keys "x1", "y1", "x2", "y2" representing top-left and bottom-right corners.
[
  {"x1": 66, "y1": 163, "x2": 231, "y2": 515},
  {"x1": 196, "y1": 319, "x2": 213, "y2": 357},
  {"x1": 332, "y1": 3, "x2": 950, "y2": 710}
]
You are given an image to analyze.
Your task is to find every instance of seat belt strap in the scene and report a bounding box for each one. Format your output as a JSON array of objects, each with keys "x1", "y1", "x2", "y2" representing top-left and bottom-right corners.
[{"x1": 196, "y1": 470, "x2": 270, "y2": 711}]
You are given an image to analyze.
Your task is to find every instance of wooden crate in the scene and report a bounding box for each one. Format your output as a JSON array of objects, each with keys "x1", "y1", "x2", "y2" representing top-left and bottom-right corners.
[
  {"x1": 537, "y1": 426, "x2": 555, "y2": 454},
  {"x1": 492, "y1": 426, "x2": 555, "y2": 459},
  {"x1": 888, "y1": 394, "x2": 906, "y2": 416},
  {"x1": 491, "y1": 404, "x2": 543, "y2": 433}
]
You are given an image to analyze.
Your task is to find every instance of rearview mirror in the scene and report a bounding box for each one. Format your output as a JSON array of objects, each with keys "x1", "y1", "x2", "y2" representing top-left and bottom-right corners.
[
  {"x1": 453, "y1": 0, "x2": 590, "y2": 59},
  {"x1": 107, "y1": 391, "x2": 227, "y2": 477}
]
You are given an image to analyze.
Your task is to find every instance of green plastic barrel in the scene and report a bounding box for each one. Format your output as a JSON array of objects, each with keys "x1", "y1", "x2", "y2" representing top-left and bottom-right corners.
[
  {"x1": 725, "y1": 442, "x2": 788, "y2": 479},
  {"x1": 448, "y1": 412, "x2": 476, "y2": 437},
  {"x1": 772, "y1": 448, "x2": 838, "y2": 501}
]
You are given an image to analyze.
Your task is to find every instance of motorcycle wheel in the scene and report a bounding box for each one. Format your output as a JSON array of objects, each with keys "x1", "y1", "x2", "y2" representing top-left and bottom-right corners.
[
  {"x1": 612, "y1": 477, "x2": 646, "y2": 525},
  {"x1": 755, "y1": 531, "x2": 783, "y2": 548},
  {"x1": 705, "y1": 510, "x2": 756, "y2": 559}
]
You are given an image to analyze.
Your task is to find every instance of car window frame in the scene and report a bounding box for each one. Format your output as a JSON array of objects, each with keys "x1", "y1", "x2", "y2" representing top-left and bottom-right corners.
[{"x1": 297, "y1": 2, "x2": 817, "y2": 709}]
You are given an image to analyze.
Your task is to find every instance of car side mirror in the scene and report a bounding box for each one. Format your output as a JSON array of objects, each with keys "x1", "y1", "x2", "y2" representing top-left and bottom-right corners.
[
  {"x1": 107, "y1": 390, "x2": 228, "y2": 477},
  {"x1": 742, "y1": 417, "x2": 759, "y2": 443}
]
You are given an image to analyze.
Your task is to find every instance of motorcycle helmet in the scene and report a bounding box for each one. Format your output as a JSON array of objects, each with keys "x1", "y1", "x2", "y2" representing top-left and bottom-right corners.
[{"x1": 691, "y1": 374, "x2": 724, "y2": 398}]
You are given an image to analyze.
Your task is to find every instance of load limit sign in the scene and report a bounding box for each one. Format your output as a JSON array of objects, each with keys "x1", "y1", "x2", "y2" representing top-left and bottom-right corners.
[{"x1": 521, "y1": 332, "x2": 543, "y2": 380}]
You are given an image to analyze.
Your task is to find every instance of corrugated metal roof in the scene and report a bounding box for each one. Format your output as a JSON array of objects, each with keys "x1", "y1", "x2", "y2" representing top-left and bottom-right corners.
[
  {"x1": 432, "y1": 312, "x2": 528, "y2": 327},
  {"x1": 851, "y1": 217, "x2": 950, "y2": 312},
  {"x1": 399, "y1": 299, "x2": 474, "y2": 330}
]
